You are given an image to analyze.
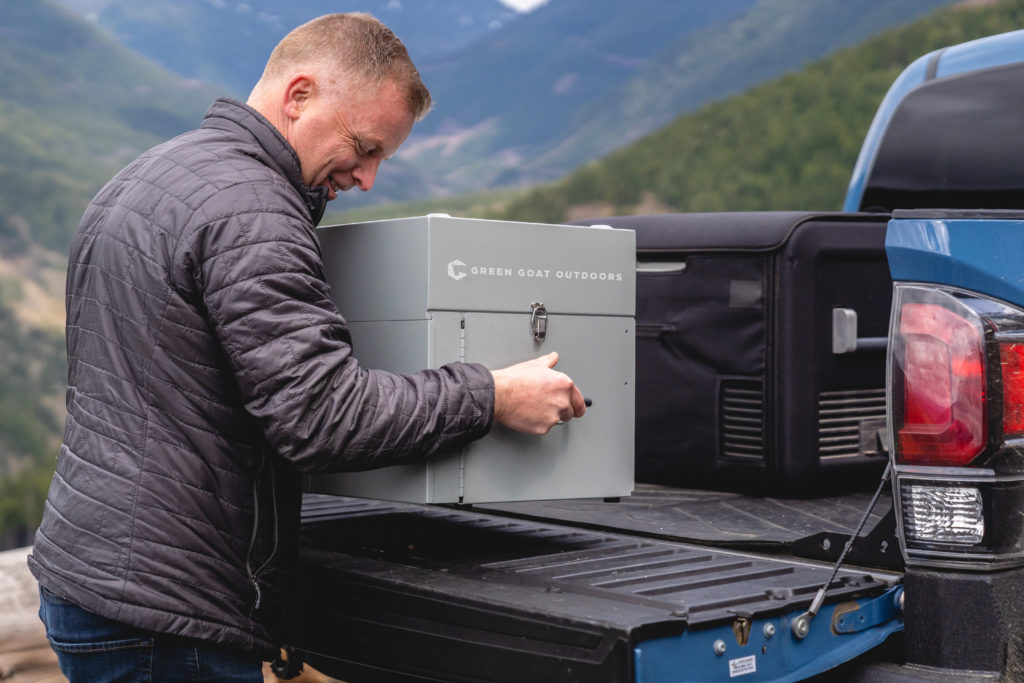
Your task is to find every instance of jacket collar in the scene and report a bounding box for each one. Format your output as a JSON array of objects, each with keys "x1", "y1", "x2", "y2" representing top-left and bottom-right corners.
[{"x1": 201, "y1": 98, "x2": 329, "y2": 225}]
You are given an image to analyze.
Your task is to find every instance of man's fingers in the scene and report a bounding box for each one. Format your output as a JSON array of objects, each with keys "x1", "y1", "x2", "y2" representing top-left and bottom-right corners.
[
  {"x1": 491, "y1": 352, "x2": 587, "y2": 434},
  {"x1": 555, "y1": 386, "x2": 586, "y2": 425},
  {"x1": 569, "y1": 386, "x2": 587, "y2": 417}
]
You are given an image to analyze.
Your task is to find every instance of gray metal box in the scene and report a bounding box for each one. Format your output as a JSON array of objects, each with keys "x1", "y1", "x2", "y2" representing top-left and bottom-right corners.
[{"x1": 305, "y1": 214, "x2": 635, "y2": 504}]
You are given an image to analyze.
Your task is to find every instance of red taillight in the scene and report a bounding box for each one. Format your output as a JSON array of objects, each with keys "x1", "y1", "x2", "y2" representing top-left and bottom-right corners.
[
  {"x1": 891, "y1": 284, "x2": 1024, "y2": 570},
  {"x1": 1000, "y1": 342, "x2": 1024, "y2": 437},
  {"x1": 896, "y1": 302, "x2": 986, "y2": 465}
]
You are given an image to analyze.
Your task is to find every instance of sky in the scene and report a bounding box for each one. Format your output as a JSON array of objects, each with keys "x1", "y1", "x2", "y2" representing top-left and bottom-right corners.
[{"x1": 498, "y1": 0, "x2": 548, "y2": 11}]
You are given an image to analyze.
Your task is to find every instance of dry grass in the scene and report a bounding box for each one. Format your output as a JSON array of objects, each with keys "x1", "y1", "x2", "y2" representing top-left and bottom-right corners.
[{"x1": 0, "y1": 241, "x2": 65, "y2": 334}]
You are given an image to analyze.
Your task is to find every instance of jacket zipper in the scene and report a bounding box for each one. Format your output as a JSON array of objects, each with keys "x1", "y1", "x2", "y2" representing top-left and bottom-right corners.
[{"x1": 246, "y1": 446, "x2": 280, "y2": 613}]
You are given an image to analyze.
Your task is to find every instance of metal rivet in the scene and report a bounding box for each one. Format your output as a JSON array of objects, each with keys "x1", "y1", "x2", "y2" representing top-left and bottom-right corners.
[
  {"x1": 762, "y1": 623, "x2": 776, "y2": 639},
  {"x1": 713, "y1": 639, "x2": 727, "y2": 656}
]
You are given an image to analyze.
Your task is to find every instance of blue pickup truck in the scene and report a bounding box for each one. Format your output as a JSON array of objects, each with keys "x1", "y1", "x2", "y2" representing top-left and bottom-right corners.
[{"x1": 282, "y1": 30, "x2": 1024, "y2": 682}]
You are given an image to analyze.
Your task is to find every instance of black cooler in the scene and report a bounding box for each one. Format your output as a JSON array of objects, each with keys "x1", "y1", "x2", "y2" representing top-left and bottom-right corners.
[{"x1": 579, "y1": 212, "x2": 893, "y2": 491}]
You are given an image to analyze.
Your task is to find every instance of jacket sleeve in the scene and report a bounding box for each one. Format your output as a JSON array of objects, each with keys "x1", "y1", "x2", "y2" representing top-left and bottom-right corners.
[{"x1": 184, "y1": 203, "x2": 495, "y2": 474}]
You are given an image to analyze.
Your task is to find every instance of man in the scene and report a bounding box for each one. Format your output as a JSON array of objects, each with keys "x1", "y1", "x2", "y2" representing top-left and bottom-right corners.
[{"x1": 29, "y1": 13, "x2": 585, "y2": 682}]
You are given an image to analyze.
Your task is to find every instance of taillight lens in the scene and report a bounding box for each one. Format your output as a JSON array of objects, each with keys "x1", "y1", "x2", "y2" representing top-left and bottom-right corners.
[
  {"x1": 895, "y1": 301, "x2": 986, "y2": 465},
  {"x1": 889, "y1": 285, "x2": 1024, "y2": 569},
  {"x1": 999, "y1": 342, "x2": 1024, "y2": 437}
]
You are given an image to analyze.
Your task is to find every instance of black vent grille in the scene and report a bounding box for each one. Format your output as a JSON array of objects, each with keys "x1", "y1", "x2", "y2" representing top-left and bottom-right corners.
[
  {"x1": 720, "y1": 379, "x2": 765, "y2": 461},
  {"x1": 818, "y1": 388, "x2": 887, "y2": 459}
]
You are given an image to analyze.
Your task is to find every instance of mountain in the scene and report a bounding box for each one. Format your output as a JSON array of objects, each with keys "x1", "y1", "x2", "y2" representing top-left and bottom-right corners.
[
  {"x1": 55, "y1": 0, "x2": 517, "y2": 97},
  {"x1": 487, "y1": 0, "x2": 1024, "y2": 225},
  {"x1": 404, "y1": 0, "x2": 757, "y2": 191},
  {"x1": 51, "y1": 0, "x2": 957, "y2": 208},
  {"x1": 528, "y1": 0, "x2": 959, "y2": 181},
  {"x1": 385, "y1": 0, "x2": 956, "y2": 204}
]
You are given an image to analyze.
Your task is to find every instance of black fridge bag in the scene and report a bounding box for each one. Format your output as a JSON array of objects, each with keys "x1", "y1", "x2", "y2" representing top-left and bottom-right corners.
[{"x1": 578, "y1": 212, "x2": 892, "y2": 492}]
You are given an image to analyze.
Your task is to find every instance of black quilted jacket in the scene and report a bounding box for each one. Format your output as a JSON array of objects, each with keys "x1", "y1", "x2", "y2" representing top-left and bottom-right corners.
[{"x1": 28, "y1": 99, "x2": 495, "y2": 656}]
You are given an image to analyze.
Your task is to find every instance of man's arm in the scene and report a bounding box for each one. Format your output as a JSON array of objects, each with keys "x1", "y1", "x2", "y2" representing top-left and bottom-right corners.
[{"x1": 189, "y1": 206, "x2": 584, "y2": 472}]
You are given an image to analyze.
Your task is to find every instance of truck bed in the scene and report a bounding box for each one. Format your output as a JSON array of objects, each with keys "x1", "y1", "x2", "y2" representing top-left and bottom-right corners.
[
  {"x1": 482, "y1": 482, "x2": 896, "y2": 564},
  {"x1": 289, "y1": 487, "x2": 903, "y2": 682}
]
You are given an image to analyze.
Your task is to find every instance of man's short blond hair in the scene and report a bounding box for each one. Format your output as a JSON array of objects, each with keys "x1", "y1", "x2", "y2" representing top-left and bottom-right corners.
[{"x1": 259, "y1": 13, "x2": 431, "y2": 120}]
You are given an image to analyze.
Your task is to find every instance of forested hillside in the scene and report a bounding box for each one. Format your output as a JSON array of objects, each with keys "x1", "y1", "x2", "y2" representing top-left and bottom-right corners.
[
  {"x1": 491, "y1": 0, "x2": 1024, "y2": 224},
  {"x1": 0, "y1": 0, "x2": 217, "y2": 548}
]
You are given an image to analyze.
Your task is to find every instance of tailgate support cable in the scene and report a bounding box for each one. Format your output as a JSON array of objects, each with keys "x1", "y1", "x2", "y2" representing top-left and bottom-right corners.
[{"x1": 791, "y1": 461, "x2": 893, "y2": 639}]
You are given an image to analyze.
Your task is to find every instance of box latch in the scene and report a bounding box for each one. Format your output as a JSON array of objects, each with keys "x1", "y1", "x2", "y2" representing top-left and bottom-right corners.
[{"x1": 531, "y1": 302, "x2": 548, "y2": 342}]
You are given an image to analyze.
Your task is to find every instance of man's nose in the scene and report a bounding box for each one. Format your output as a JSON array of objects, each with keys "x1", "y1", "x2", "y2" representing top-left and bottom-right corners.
[{"x1": 353, "y1": 158, "x2": 382, "y2": 192}]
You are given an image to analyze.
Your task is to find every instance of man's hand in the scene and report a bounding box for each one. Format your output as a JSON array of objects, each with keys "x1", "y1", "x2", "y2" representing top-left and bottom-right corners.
[{"x1": 491, "y1": 352, "x2": 587, "y2": 435}]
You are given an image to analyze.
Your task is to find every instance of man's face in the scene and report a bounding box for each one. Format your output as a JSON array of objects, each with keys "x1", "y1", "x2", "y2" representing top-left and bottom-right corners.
[{"x1": 289, "y1": 78, "x2": 415, "y2": 200}]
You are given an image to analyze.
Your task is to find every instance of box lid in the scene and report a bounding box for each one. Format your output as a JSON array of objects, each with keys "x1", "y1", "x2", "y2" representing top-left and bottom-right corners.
[{"x1": 319, "y1": 215, "x2": 636, "y2": 320}]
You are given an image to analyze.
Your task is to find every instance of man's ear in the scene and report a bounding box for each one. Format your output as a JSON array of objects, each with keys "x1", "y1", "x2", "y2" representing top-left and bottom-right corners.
[{"x1": 282, "y1": 75, "x2": 316, "y2": 121}]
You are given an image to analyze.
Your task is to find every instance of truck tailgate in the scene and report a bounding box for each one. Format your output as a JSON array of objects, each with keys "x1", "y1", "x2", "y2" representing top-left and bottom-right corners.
[{"x1": 289, "y1": 494, "x2": 902, "y2": 682}]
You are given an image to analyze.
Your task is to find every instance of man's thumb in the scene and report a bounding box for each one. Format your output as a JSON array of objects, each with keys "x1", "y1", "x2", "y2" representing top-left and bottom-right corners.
[{"x1": 540, "y1": 351, "x2": 559, "y2": 368}]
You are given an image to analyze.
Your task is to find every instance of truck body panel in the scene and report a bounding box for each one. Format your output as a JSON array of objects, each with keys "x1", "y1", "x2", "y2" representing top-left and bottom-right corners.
[
  {"x1": 886, "y1": 212, "x2": 1024, "y2": 307},
  {"x1": 844, "y1": 30, "x2": 1024, "y2": 213}
]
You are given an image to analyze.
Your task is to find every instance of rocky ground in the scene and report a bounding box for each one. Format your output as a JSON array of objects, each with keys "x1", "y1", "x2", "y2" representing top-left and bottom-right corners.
[{"x1": 0, "y1": 547, "x2": 340, "y2": 683}]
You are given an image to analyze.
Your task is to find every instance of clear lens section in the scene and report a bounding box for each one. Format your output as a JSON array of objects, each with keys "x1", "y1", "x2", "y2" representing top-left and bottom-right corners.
[{"x1": 903, "y1": 484, "x2": 984, "y2": 545}]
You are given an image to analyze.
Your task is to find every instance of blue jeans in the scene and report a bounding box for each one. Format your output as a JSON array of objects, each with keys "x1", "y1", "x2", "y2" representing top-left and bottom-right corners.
[{"x1": 38, "y1": 586, "x2": 264, "y2": 682}]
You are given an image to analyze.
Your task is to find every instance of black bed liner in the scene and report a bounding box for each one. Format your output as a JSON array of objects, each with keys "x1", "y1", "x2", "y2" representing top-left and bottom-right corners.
[
  {"x1": 482, "y1": 482, "x2": 899, "y2": 567},
  {"x1": 290, "y1": 492, "x2": 901, "y2": 682}
]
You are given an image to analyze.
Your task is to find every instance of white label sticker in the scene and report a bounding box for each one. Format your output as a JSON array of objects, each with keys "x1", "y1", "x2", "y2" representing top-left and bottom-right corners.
[{"x1": 729, "y1": 655, "x2": 757, "y2": 677}]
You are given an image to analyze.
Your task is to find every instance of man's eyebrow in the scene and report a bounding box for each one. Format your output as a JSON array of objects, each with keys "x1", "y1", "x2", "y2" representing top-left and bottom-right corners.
[
  {"x1": 359, "y1": 135, "x2": 397, "y2": 161},
  {"x1": 356, "y1": 135, "x2": 384, "y2": 153}
]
